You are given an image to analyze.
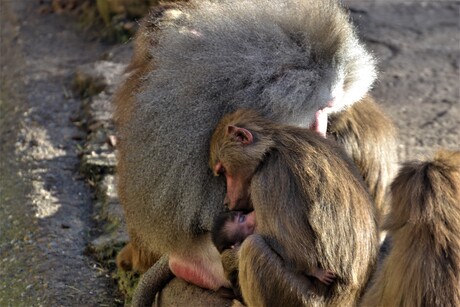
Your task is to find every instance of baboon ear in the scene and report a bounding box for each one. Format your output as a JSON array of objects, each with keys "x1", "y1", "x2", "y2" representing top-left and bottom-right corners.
[{"x1": 227, "y1": 126, "x2": 253, "y2": 145}]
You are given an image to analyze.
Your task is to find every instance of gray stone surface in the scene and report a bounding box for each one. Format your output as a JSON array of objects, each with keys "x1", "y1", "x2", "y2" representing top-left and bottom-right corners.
[
  {"x1": 346, "y1": 1, "x2": 459, "y2": 160},
  {"x1": 0, "y1": 1, "x2": 121, "y2": 305}
]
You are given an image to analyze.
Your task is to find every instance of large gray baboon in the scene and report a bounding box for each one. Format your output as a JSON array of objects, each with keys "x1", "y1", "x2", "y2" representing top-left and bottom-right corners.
[{"x1": 113, "y1": 0, "x2": 396, "y2": 297}]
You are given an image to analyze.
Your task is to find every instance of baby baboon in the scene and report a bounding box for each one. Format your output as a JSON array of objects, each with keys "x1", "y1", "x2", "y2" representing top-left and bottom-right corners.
[
  {"x1": 209, "y1": 109, "x2": 378, "y2": 306},
  {"x1": 361, "y1": 150, "x2": 460, "y2": 306},
  {"x1": 212, "y1": 211, "x2": 336, "y2": 300},
  {"x1": 212, "y1": 211, "x2": 256, "y2": 254},
  {"x1": 113, "y1": 0, "x2": 395, "y2": 294}
]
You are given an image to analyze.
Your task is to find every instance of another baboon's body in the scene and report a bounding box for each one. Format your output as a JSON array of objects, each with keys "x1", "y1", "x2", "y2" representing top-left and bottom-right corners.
[{"x1": 361, "y1": 150, "x2": 460, "y2": 306}]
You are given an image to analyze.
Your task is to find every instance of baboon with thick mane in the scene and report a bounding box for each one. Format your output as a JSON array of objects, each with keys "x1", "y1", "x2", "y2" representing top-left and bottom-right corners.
[{"x1": 113, "y1": 0, "x2": 396, "y2": 300}]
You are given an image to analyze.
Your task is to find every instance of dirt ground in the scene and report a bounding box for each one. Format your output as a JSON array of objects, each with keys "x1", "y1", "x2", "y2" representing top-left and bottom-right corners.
[
  {"x1": 347, "y1": 1, "x2": 459, "y2": 160},
  {"x1": 0, "y1": 1, "x2": 120, "y2": 305},
  {"x1": 0, "y1": 1, "x2": 458, "y2": 306}
]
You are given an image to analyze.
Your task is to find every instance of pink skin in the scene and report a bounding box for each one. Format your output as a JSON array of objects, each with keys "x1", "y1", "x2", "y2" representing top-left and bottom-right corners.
[
  {"x1": 222, "y1": 126, "x2": 254, "y2": 209},
  {"x1": 169, "y1": 252, "x2": 230, "y2": 291},
  {"x1": 223, "y1": 172, "x2": 252, "y2": 210},
  {"x1": 167, "y1": 212, "x2": 257, "y2": 291},
  {"x1": 313, "y1": 109, "x2": 329, "y2": 137},
  {"x1": 312, "y1": 267, "x2": 336, "y2": 285},
  {"x1": 215, "y1": 158, "x2": 252, "y2": 211},
  {"x1": 313, "y1": 104, "x2": 336, "y2": 137},
  {"x1": 313, "y1": 91, "x2": 342, "y2": 137}
]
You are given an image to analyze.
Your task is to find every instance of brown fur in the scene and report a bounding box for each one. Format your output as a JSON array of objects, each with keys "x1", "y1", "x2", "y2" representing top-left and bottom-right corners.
[
  {"x1": 116, "y1": 241, "x2": 159, "y2": 273},
  {"x1": 361, "y1": 150, "x2": 460, "y2": 306},
  {"x1": 220, "y1": 248, "x2": 243, "y2": 301},
  {"x1": 210, "y1": 109, "x2": 378, "y2": 306},
  {"x1": 131, "y1": 255, "x2": 174, "y2": 307},
  {"x1": 113, "y1": 0, "x2": 395, "y2": 300},
  {"x1": 328, "y1": 95, "x2": 398, "y2": 227}
]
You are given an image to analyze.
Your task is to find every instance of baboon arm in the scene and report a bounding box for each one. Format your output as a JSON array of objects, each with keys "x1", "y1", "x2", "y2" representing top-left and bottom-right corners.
[
  {"x1": 238, "y1": 235, "x2": 319, "y2": 307},
  {"x1": 132, "y1": 254, "x2": 174, "y2": 307},
  {"x1": 221, "y1": 248, "x2": 243, "y2": 300}
]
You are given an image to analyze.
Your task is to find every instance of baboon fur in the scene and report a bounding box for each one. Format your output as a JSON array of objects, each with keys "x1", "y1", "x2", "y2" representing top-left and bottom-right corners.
[
  {"x1": 113, "y1": 0, "x2": 395, "y2": 295},
  {"x1": 210, "y1": 109, "x2": 379, "y2": 306},
  {"x1": 328, "y1": 95, "x2": 397, "y2": 226},
  {"x1": 361, "y1": 150, "x2": 460, "y2": 306}
]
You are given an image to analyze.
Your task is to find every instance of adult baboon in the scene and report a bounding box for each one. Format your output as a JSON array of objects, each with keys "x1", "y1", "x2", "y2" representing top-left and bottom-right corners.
[
  {"x1": 361, "y1": 150, "x2": 460, "y2": 306},
  {"x1": 114, "y1": 0, "x2": 396, "y2": 294}
]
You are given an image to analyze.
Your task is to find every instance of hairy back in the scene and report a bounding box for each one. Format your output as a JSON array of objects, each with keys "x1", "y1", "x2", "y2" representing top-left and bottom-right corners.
[
  {"x1": 250, "y1": 127, "x2": 378, "y2": 304},
  {"x1": 361, "y1": 150, "x2": 460, "y2": 306}
]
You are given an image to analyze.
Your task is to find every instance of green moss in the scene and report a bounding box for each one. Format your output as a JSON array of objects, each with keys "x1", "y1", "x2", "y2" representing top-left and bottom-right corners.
[{"x1": 115, "y1": 268, "x2": 140, "y2": 305}]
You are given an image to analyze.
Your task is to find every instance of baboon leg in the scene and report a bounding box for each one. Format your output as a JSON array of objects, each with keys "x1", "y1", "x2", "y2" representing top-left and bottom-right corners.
[{"x1": 239, "y1": 235, "x2": 321, "y2": 307}]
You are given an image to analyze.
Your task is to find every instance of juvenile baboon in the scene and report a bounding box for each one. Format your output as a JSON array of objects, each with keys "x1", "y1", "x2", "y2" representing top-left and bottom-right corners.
[
  {"x1": 209, "y1": 109, "x2": 378, "y2": 306},
  {"x1": 114, "y1": 0, "x2": 395, "y2": 293},
  {"x1": 360, "y1": 150, "x2": 460, "y2": 306},
  {"x1": 211, "y1": 210, "x2": 336, "y2": 300}
]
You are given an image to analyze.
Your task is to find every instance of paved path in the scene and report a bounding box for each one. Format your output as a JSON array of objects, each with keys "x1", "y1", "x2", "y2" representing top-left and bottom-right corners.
[{"x1": 0, "y1": 2, "x2": 118, "y2": 305}]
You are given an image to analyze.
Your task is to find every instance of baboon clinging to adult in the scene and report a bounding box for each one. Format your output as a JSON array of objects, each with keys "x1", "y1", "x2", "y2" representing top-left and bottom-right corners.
[
  {"x1": 113, "y1": 0, "x2": 396, "y2": 293},
  {"x1": 207, "y1": 109, "x2": 378, "y2": 306},
  {"x1": 361, "y1": 150, "x2": 460, "y2": 306},
  {"x1": 211, "y1": 210, "x2": 336, "y2": 301}
]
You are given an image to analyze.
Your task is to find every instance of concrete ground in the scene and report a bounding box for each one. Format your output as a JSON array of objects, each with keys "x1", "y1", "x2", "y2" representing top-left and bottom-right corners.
[{"x1": 0, "y1": 1, "x2": 458, "y2": 306}]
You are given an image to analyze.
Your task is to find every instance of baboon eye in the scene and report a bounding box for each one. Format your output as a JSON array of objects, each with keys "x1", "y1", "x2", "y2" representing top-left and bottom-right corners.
[{"x1": 238, "y1": 214, "x2": 246, "y2": 223}]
